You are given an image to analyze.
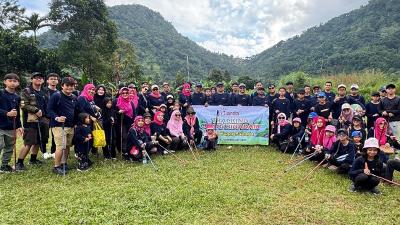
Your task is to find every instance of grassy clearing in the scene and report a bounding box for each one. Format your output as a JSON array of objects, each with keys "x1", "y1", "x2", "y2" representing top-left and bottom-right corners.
[{"x1": 0, "y1": 142, "x2": 399, "y2": 225}]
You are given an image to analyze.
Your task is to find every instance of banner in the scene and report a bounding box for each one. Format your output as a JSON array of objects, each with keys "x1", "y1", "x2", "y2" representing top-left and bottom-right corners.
[{"x1": 192, "y1": 106, "x2": 269, "y2": 145}]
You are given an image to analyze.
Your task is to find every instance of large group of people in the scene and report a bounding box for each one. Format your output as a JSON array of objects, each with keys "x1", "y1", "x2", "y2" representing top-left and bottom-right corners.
[{"x1": 0, "y1": 72, "x2": 399, "y2": 194}]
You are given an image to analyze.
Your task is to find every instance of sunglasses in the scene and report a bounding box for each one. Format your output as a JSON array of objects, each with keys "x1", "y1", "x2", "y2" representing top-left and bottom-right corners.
[
  {"x1": 239, "y1": 87, "x2": 245, "y2": 89},
  {"x1": 188, "y1": 112, "x2": 195, "y2": 115},
  {"x1": 268, "y1": 87, "x2": 275, "y2": 89},
  {"x1": 175, "y1": 114, "x2": 181, "y2": 117},
  {"x1": 153, "y1": 88, "x2": 159, "y2": 91},
  {"x1": 278, "y1": 117, "x2": 285, "y2": 119}
]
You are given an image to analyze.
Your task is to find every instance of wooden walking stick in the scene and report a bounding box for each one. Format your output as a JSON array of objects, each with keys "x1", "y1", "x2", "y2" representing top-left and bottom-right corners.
[
  {"x1": 365, "y1": 162, "x2": 400, "y2": 186},
  {"x1": 158, "y1": 144, "x2": 189, "y2": 164},
  {"x1": 303, "y1": 157, "x2": 328, "y2": 181},
  {"x1": 13, "y1": 117, "x2": 17, "y2": 171}
]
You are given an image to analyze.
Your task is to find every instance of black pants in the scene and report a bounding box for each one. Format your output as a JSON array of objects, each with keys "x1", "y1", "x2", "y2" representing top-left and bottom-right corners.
[
  {"x1": 170, "y1": 136, "x2": 188, "y2": 151},
  {"x1": 353, "y1": 173, "x2": 380, "y2": 190},
  {"x1": 329, "y1": 158, "x2": 351, "y2": 174},
  {"x1": 103, "y1": 124, "x2": 116, "y2": 158},
  {"x1": 204, "y1": 139, "x2": 217, "y2": 150},
  {"x1": 115, "y1": 124, "x2": 129, "y2": 155},
  {"x1": 386, "y1": 159, "x2": 400, "y2": 181},
  {"x1": 193, "y1": 130, "x2": 203, "y2": 145}
]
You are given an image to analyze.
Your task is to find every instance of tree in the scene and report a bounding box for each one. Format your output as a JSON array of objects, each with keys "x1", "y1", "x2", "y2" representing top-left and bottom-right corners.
[
  {"x1": 237, "y1": 75, "x2": 256, "y2": 89},
  {"x1": 112, "y1": 39, "x2": 143, "y2": 85},
  {"x1": 49, "y1": 0, "x2": 117, "y2": 81},
  {"x1": 17, "y1": 13, "x2": 50, "y2": 42},
  {"x1": 175, "y1": 70, "x2": 185, "y2": 88},
  {"x1": 0, "y1": 0, "x2": 24, "y2": 28}
]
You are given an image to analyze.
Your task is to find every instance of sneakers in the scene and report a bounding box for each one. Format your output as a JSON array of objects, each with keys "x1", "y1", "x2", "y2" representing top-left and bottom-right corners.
[
  {"x1": 0, "y1": 165, "x2": 14, "y2": 173},
  {"x1": 28, "y1": 159, "x2": 43, "y2": 166},
  {"x1": 328, "y1": 165, "x2": 338, "y2": 171},
  {"x1": 15, "y1": 163, "x2": 25, "y2": 171},
  {"x1": 77, "y1": 162, "x2": 90, "y2": 172},
  {"x1": 370, "y1": 187, "x2": 382, "y2": 195},
  {"x1": 51, "y1": 153, "x2": 55, "y2": 158},
  {"x1": 52, "y1": 166, "x2": 66, "y2": 175},
  {"x1": 43, "y1": 152, "x2": 52, "y2": 159},
  {"x1": 348, "y1": 183, "x2": 357, "y2": 192}
]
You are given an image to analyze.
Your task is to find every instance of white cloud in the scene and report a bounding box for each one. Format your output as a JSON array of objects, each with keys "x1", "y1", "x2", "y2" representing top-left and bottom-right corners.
[{"x1": 21, "y1": 0, "x2": 369, "y2": 57}]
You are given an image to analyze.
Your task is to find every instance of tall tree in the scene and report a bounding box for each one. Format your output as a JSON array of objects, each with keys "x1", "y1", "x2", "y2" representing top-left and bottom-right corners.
[
  {"x1": 0, "y1": 0, "x2": 24, "y2": 28},
  {"x1": 49, "y1": 0, "x2": 117, "y2": 81},
  {"x1": 17, "y1": 13, "x2": 50, "y2": 42}
]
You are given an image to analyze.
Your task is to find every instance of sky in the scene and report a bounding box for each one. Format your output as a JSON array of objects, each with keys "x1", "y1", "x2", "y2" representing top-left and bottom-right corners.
[{"x1": 19, "y1": 0, "x2": 369, "y2": 58}]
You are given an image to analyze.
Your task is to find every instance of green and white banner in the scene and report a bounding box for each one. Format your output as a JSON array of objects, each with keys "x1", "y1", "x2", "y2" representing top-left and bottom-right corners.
[{"x1": 192, "y1": 106, "x2": 269, "y2": 145}]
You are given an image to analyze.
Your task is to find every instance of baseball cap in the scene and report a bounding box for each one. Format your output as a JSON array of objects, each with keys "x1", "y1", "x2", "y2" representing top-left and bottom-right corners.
[
  {"x1": 196, "y1": 83, "x2": 203, "y2": 88},
  {"x1": 386, "y1": 84, "x2": 396, "y2": 89},
  {"x1": 317, "y1": 92, "x2": 326, "y2": 98},
  {"x1": 337, "y1": 84, "x2": 346, "y2": 89},
  {"x1": 216, "y1": 82, "x2": 224, "y2": 87},
  {"x1": 350, "y1": 84, "x2": 359, "y2": 90},
  {"x1": 239, "y1": 83, "x2": 246, "y2": 88},
  {"x1": 337, "y1": 129, "x2": 348, "y2": 136},
  {"x1": 31, "y1": 72, "x2": 44, "y2": 79},
  {"x1": 151, "y1": 85, "x2": 159, "y2": 90}
]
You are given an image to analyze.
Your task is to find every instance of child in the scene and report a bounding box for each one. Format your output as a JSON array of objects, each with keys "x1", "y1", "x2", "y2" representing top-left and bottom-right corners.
[
  {"x1": 365, "y1": 92, "x2": 380, "y2": 129},
  {"x1": 349, "y1": 115, "x2": 366, "y2": 143},
  {"x1": 0, "y1": 73, "x2": 23, "y2": 173},
  {"x1": 127, "y1": 116, "x2": 159, "y2": 161},
  {"x1": 349, "y1": 138, "x2": 383, "y2": 194},
  {"x1": 313, "y1": 92, "x2": 332, "y2": 121},
  {"x1": 304, "y1": 112, "x2": 318, "y2": 147},
  {"x1": 287, "y1": 117, "x2": 305, "y2": 153},
  {"x1": 74, "y1": 113, "x2": 93, "y2": 171},
  {"x1": 351, "y1": 131, "x2": 364, "y2": 158},
  {"x1": 202, "y1": 124, "x2": 218, "y2": 150},
  {"x1": 270, "y1": 113, "x2": 292, "y2": 152},
  {"x1": 183, "y1": 107, "x2": 203, "y2": 146},
  {"x1": 307, "y1": 116, "x2": 326, "y2": 155},
  {"x1": 314, "y1": 125, "x2": 337, "y2": 162},
  {"x1": 325, "y1": 129, "x2": 355, "y2": 174},
  {"x1": 102, "y1": 97, "x2": 116, "y2": 160}
]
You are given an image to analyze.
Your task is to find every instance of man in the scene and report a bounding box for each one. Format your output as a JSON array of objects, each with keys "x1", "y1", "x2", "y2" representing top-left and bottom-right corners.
[
  {"x1": 44, "y1": 73, "x2": 60, "y2": 159},
  {"x1": 191, "y1": 83, "x2": 206, "y2": 105},
  {"x1": 285, "y1": 81, "x2": 296, "y2": 103},
  {"x1": 304, "y1": 85, "x2": 312, "y2": 100},
  {"x1": 379, "y1": 86, "x2": 387, "y2": 98},
  {"x1": 16, "y1": 72, "x2": 49, "y2": 171},
  {"x1": 378, "y1": 84, "x2": 400, "y2": 139},
  {"x1": 234, "y1": 83, "x2": 251, "y2": 106},
  {"x1": 348, "y1": 84, "x2": 366, "y2": 107},
  {"x1": 0, "y1": 73, "x2": 23, "y2": 172},
  {"x1": 293, "y1": 89, "x2": 311, "y2": 126},
  {"x1": 161, "y1": 82, "x2": 173, "y2": 101},
  {"x1": 331, "y1": 84, "x2": 362, "y2": 119},
  {"x1": 365, "y1": 92, "x2": 381, "y2": 129},
  {"x1": 229, "y1": 82, "x2": 239, "y2": 104},
  {"x1": 271, "y1": 87, "x2": 291, "y2": 121},
  {"x1": 251, "y1": 81, "x2": 263, "y2": 100},
  {"x1": 138, "y1": 84, "x2": 149, "y2": 115},
  {"x1": 310, "y1": 85, "x2": 321, "y2": 107},
  {"x1": 47, "y1": 77, "x2": 78, "y2": 175},
  {"x1": 209, "y1": 82, "x2": 230, "y2": 106},
  {"x1": 252, "y1": 87, "x2": 268, "y2": 106},
  {"x1": 323, "y1": 81, "x2": 336, "y2": 103}
]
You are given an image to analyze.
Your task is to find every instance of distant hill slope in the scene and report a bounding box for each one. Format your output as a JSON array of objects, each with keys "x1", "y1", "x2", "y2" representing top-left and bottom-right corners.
[{"x1": 245, "y1": 0, "x2": 400, "y2": 78}]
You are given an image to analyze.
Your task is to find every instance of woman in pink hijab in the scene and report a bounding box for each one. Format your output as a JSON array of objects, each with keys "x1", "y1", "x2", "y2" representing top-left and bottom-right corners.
[
  {"x1": 167, "y1": 110, "x2": 188, "y2": 150},
  {"x1": 77, "y1": 83, "x2": 100, "y2": 121},
  {"x1": 179, "y1": 82, "x2": 192, "y2": 117},
  {"x1": 114, "y1": 87, "x2": 134, "y2": 158}
]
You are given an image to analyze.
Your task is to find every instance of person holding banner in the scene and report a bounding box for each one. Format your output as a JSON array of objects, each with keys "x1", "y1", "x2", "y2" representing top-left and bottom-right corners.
[
  {"x1": 252, "y1": 87, "x2": 268, "y2": 106},
  {"x1": 233, "y1": 83, "x2": 251, "y2": 106},
  {"x1": 210, "y1": 82, "x2": 230, "y2": 106}
]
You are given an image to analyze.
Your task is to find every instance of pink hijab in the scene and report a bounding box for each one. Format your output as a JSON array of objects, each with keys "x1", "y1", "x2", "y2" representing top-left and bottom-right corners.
[
  {"x1": 80, "y1": 84, "x2": 95, "y2": 102},
  {"x1": 374, "y1": 117, "x2": 387, "y2": 146},
  {"x1": 129, "y1": 88, "x2": 139, "y2": 109},
  {"x1": 182, "y1": 83, "x2": 191, "y2": 97},
  {"x1": 167, "y1": 110, "x2": 184, "y2": 137},
  {"x1": 116, "y1": 87, "x2": 133, "y2": 118},
  {"x1": 323, "y1": 126, "x2": 336, "y2": 150},
  {"x1": 185, "y1": 113, "x2": 197, "y2": 136},
  {"x1": 277, "y1": 113, "x2": 290, "y2": 134}
]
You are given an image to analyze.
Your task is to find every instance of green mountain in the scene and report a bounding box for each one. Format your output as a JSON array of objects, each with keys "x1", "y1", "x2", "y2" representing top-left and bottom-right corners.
[
  {"x1": 245, "y1": 0, "x2": 400, "y2": 78},
  {"x1": 39, "y1": 0, "x2": 400, "y2": 81},
  {"x1": 39, "y1": 4, "x2": 243, "y2": 81}
]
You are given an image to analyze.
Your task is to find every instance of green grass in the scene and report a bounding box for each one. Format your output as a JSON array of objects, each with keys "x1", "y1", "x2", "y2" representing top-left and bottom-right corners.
[{"x1": 1, "y1": 143, "x2": 399, "y2": 225}]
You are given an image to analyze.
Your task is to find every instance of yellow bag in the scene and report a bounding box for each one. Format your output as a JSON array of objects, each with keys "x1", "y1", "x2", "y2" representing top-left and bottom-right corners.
[{"x1": 92, "y1": 122, "x2": 106, "y2": 148}]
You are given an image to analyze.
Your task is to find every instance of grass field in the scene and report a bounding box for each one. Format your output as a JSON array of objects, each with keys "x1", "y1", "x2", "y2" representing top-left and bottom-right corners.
[{"x1": 1, "y1": 143, "x2": 399, "y2": 225}]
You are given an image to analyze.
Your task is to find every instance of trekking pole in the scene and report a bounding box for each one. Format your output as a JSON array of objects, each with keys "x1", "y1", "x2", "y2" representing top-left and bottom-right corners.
[
  {"x1": 120, "y1": 113, "x2": 124, "y2": 156},
  {"x1": 289, "y1": 132, "x2": 306, "y2": 161},
  {"x1": 282, "y1": 139, "x2": 291, "y2": 154},
  {"x1": 143, "y1": 150, "x2": 157, "y2": 171},
  {"x1": 61, "y1": 123, "x2": 66, "y2": 176},
  {"x1": 187, "y1": 139, "x2": 198, "y2": 161},
  {"x1": 37, "y1": 120, "x2": 44, "y2": 155},
  {"x1": 158, "y1": 144, "x2": 188, "y2": 164},
  {"x1": 303, "y1": 157, "x2": 328, "y2": 181},
  {"x1": 284, "y1": 152, "x2": 318, "y2": 173},
  {"x1": 109, "y1": 123, "x2": 113, "y2": 159},
  {"x1": 13, "y1": 116, "x2": 17, "y2": 171},
  {"x1": 364, "y1": 162, "x2": 400, "y2": 186}
]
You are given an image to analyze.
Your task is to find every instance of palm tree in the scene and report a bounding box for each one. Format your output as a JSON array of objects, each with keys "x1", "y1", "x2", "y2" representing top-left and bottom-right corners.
[{"x1": 18, "y1": 13, "x2": 50, "y2": 42}]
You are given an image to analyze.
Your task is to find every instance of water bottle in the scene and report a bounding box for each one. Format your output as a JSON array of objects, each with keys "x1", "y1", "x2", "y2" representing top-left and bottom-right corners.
[{"x1": 143, "y1": 153, "x2": 148, "y2": 164}]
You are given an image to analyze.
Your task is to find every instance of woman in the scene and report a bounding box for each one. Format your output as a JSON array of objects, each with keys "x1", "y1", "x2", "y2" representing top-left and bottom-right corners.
[
  {"x1": 113, "y1": 87, "x2": 135, "y2": 159},
  {"x1": 167, "y1": 110, "x2": 188, "y2": 150},
  {"x1": 77, "y1": 83, "x2": 100, "y2": 121},
  {"x1": 367, "y1": 117, "x2": 400, "y2": 163},
  {"x1": 179, "y1": 82, "x2": 192, "y2": 117},
  {"x1": 270, "y1": 113, "x2": 292, "y2": 151},
  {"x1": 94, "y1": 85, "x2": 107, "y2": 110},
  {"x1": 349, "y1": 138, "x2": 383, "y2": 194},
  {"x1": 147, "y1": 85, "x2": 165, "y2": 114},
  {"x1": 183, "y1": 107, "x2": 203, "y2": 146},
  {"x1": 150, "y1": 111, "x2": 172, "y2": 150},
  {"x1": 128, "y1": 84, "x2": 140, "y2": 116},
  {"x1": 127, "y1": 116, "x2": 159, "y2": 161},
  {"x1": 337, "y1": 103, "x2": 353, "y2": 130}
]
